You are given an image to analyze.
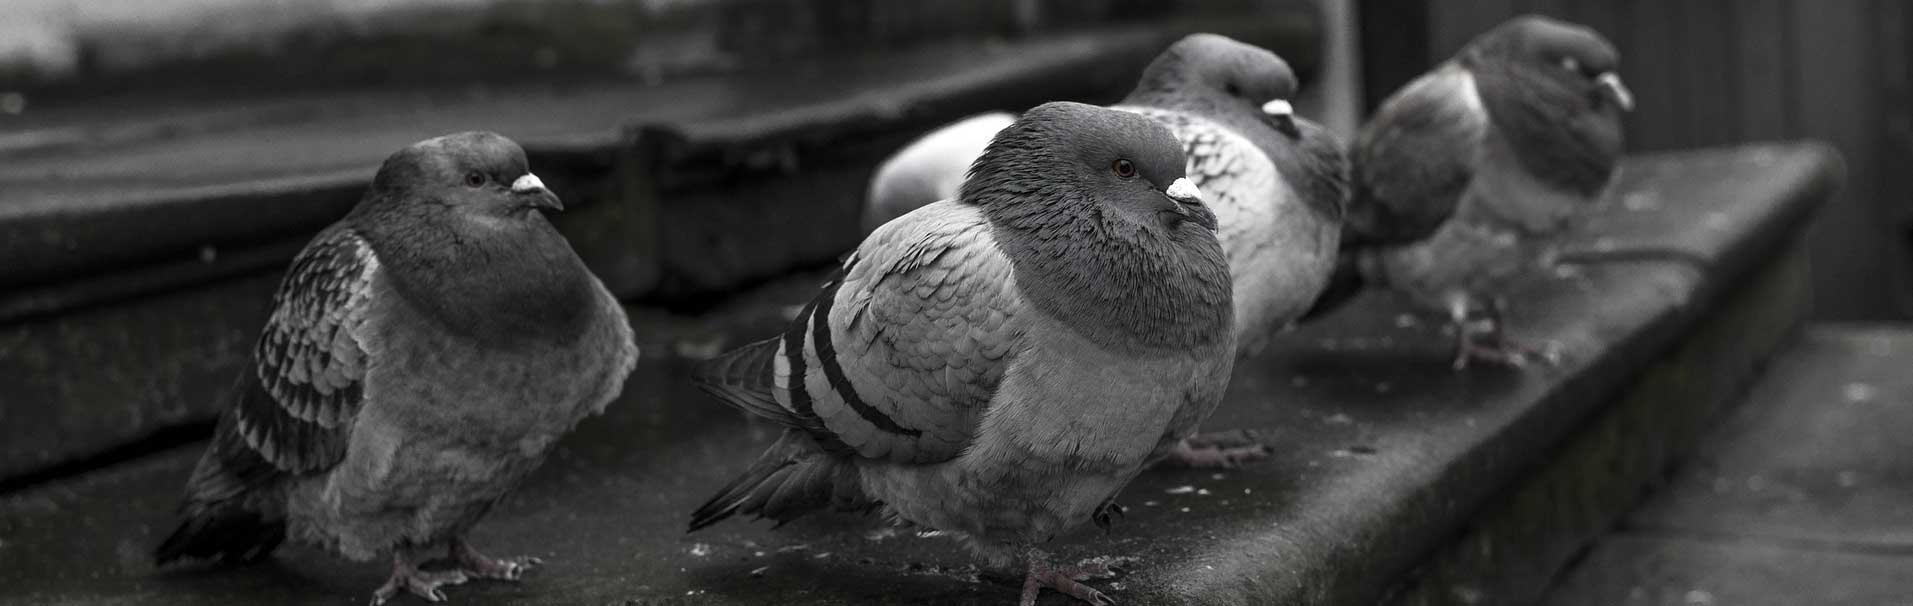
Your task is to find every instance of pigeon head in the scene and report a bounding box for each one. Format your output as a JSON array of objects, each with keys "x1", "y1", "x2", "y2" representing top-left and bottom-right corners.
[
  {"x1": 1467, "y1": 15, "x2": 1633, "y2": 112},
  {"x1": 964, "y1": 101, "x2": 1233, "y2": 352},
  {"x1": 370, "y1": 131, "x2": 564, "y2": 219},
  {"x1": 963, "y1": 101, "x2": 1214, "y2": 235},
  {"x1": 353, "y1": 132, "x2": 598, "y2": 345},
  {"x1": 1126, "y1": 33, "x2": 1301, "y2": 134}
]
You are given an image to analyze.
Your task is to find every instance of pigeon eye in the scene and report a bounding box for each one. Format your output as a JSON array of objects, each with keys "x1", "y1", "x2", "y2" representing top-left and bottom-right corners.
[
  {"x1": 1112, "y1": 159, "x2": 1137, "y2": 179},
  {"x1": 1559, "y1": 57, "x2": 1581, "y2": 73},
  {"x1": 464, "y1": 171, "x2": 487, "y2": 188}
]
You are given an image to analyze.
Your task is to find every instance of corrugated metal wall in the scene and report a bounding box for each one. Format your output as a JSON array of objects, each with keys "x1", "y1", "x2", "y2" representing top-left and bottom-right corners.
[{"x1": 1363, "y1": 0, "x2": 1913, "y2": 321}]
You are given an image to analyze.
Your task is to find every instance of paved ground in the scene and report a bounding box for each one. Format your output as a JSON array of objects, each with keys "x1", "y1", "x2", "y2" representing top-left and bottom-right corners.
[{"x1": 1544, "y1": 325, "x2": 1913, "y2": 606}]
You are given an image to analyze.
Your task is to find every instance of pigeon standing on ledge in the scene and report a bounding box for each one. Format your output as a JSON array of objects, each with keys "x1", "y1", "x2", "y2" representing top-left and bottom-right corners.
[
  {"x1": 690, "y1": 102, "x2": 1235, "y2": 606},
  {"x1": 1116, "y1": 33, "x2": 1347, "y2": 359},
  {"x1": 1306, "y1": 15, "x2": 1631, "y2": 368},
  {"x1": 1113, "y1": 33, "x2": 1347, "y2": 468},
  {"x1": 154, "y1": 132, "x2": 640, "y2": 605}
]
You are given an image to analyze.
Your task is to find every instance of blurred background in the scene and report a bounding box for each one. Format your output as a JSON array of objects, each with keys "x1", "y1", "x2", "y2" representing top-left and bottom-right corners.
[{"x1": 0, "y1": 0, "x2": 1903, "y2": 320}]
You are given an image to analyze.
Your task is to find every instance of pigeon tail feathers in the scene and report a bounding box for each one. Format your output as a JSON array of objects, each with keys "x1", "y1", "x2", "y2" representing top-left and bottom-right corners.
[
  {"x1": 688, "y1": 430, "x2": 873, "y2": 532},
  {"x1": 154, "y1": 504, "x2": 287, "y2": 566},
  {"x1": 692, "y1": 337, "x2": 789, "y2": 425}
]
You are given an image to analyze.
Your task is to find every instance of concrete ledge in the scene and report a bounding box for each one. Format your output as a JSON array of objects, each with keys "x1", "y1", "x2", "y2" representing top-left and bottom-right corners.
[
  {"x1": 0, "y1": 143, "x2": 1840, "y2": 605},
  {"x1": 1542, "y1": 326, "x2": 1913, "y2": 605}
]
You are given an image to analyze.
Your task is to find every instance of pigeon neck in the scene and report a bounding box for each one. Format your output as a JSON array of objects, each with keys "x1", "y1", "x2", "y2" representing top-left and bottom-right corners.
[
  {"x1": 981, "y1": 194, "x2": 1234, "y2": 353},
  {"x1": 356, "y1": 205, "x2": 600, "y2": 346}
]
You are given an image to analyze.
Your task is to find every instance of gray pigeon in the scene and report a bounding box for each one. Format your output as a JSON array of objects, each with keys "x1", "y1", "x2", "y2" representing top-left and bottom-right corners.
[
  {"x1": 863, "y1": 111, "x2": 1018, "y2": 233},
  {"x1": 1115, "y1": 33, "x2": 1347, "y2": 358},
  {"x1": 1307, "y1": 15, "x2": 1630, "y2": 368},
  {"x1": 861, "y1": 35, "x2": 1346, "y2": 469},
  {"x1": 690, "y1": 102, "x2": 1234, "y2": 606},
  {"x1": 154, "y1": 132, "x2": 639, "y2": 605}
]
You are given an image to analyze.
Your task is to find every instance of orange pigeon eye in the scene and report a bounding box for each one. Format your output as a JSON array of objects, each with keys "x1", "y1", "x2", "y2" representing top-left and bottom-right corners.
[
  {"x1": 464, "y1": 171, "x2": 487, "y2": 188},
  {"x1": 1112, "y1": 159, "x2": 1137, "y2": 178}
]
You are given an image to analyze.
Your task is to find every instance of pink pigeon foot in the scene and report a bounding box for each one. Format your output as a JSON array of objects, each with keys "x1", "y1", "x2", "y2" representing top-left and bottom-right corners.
[
  {"x1": 1018, "y1": 554, "x2": 1120, "y2": 606},
  {"x1": 451, "y1": 539, "x2": 542, "y2": 581},
  {"x1": 1155, "y1": 429, "x2": 1272, "y2": 469},
  {"x1": 370, "y1": 549, "x2": 469, "y2": 605}
]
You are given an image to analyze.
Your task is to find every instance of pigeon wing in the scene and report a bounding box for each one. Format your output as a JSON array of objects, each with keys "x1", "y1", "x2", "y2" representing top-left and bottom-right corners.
[
  {"x1": 229, "y1": 224, "x2": 381, "y2": 475},
  {"x1": 698, "y1": 201, "x2": 1022, "y2": 464},
  {"x1": 1348, "y1": 63, "x2": 1490, "y2": 245}
]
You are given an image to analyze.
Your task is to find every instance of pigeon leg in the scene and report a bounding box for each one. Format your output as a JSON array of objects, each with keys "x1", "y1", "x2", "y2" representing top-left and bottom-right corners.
[
  {"x1": 371, "y1": 546, "x2": 468, "y2": 605},
  {"x1": 1018, "y1": 551, "x2": 1119, "y2": 606},
  {"x1": 1153, "y1": 430, "x2": 1272, "y2": 469},
  {"x1": 1091, "y1": 500, "x2": 1127, "y2": 532},
  {"x1": 450, "y1": 538, "x2": 542, "y2": 581},
  {"x1": 1451, "y1": 296, "x2": 1558, "y2": 369}
]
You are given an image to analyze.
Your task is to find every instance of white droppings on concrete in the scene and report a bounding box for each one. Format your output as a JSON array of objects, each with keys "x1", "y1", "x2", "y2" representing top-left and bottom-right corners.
[
  {"x1": 1844, "y1": 382, "x2": 1878, "y2": 403},
  {"x1": 1165, "y1": 485, "x2": 1196, "y2": 495},
  {"x1": 1838, "y1": 470, "x2": 1860, "y2": 488}
]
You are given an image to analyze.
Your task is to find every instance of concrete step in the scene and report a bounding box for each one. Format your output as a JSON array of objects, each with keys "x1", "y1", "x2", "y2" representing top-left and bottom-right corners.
[
  {"x1": 1541, "y1": 325, "x2": 1913, "y2": 606},
  {"x1": 0, "y1": 143, "x2": 1841, "y2": 605}
]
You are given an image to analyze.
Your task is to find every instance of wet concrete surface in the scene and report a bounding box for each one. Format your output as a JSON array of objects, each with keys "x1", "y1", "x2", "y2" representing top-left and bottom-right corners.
[
  {"x1": 0, "y1": 144, "x2": 1840, "y2": 604},
  {"x1": 1544, "y1": 326, "x2": 1913, "y2": 606}
]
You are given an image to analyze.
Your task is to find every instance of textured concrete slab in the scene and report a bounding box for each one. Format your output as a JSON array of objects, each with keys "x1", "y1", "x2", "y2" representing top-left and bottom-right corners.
[
  {"x1": 1538, "y1": 325, "x2": 1913, "y2": 606},
  {"x1": 0, "y1": 145, "x2": 1840, "y2": 605},
  {"x1": 1387, "y1": 242, "x2": 1811, "y2": 606},
  {"x1": 1623, "y1": 326, "x2": 1913, "y2": 549},
  {"x1": 1543, "y1": 535, "x2": 1913, "y2": 606}
]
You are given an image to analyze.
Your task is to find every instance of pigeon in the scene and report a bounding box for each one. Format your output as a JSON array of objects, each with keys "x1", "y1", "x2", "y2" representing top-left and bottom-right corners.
[
  {"x1": 863, "y1": 111, "x2": 1018, "y2": 233},
  {"x1": 689, "y1": 102, "x2": 1234, "y2": 606},
  {"x1": 1114, "y1": 33, "x2": 1346, "y2": 358},
  {"x1": 154, "y1": 132, "x2": 640, "y2": 605},
  {"x1": 1307, "y1": 15, "x2": 1630, "y2": 368},
  {"x1": 860, "y1": 35, "x2": 1347, "y2": 469}
]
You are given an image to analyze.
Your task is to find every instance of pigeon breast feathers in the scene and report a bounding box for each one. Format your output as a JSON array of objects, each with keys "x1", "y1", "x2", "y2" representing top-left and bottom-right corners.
[{"x1": 699, "y1": 201, "x2": 1022, "y2": 465}]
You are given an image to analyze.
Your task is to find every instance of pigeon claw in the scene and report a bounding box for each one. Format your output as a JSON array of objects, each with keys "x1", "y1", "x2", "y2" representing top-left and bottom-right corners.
[
  {"x1": 452, "y1": 540, "x2": 542, "y2": 581},
  {"x1": 1019, "y1": 556, "x2": 1120, "y2": 606},
  {"x1": 1451, "y1": 325, "x2": 1561, "y2": 370},
  {"x1": 370, "y1": 566, "x2": 467, "y2": 605},
  {"x1": 1156, "y1": 432, "x2": 1273, "y2": 469}
]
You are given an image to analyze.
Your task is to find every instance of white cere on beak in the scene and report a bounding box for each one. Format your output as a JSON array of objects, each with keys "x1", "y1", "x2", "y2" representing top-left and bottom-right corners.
[
  {"x1": 1596, "y1": 72, "x2": 1635, "y2": 111},
  {"x1": 511, "y1": 173, "x2": 547, "y2": 194},
  {"x1": 1261, "y1": 99, "x2": 1294, "y2": 117},
  {"x1": 1166, "y1": 177, "x2": 1204, "y2": 204}
]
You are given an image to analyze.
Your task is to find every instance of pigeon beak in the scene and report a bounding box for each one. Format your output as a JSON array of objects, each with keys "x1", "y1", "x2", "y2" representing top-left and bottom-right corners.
[
  {"x1": 1165, "y1": 177, "x2": 1204, "y2": 206},
  {"x1": 512, "y1": 173, "x2": 564, "y2": 212},
  {"x1": 1162, "y1": 177, "x2": 1218, "y2": 233},
  {"x1": 1261, "y1": 99, "x2": 1300, "y2": 136},
  {"x1": 1596, "y1": 72, "x2": 1634, "y2": 112}
]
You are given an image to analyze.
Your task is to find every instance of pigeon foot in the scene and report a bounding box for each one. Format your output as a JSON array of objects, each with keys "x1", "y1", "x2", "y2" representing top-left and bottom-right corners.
[
  {"x1": 451, "y1": 539, "x2": 542, "y2": 581},
  {"x1": 370, "y1": 550, "x2": 468, "y2": 605},
  {"x1": 1019, "y1": 553, "x2": 1120, "y2": 606},
  {"x1": 1155, "y1": 430, "x2": 1272, "y2": 469}
]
